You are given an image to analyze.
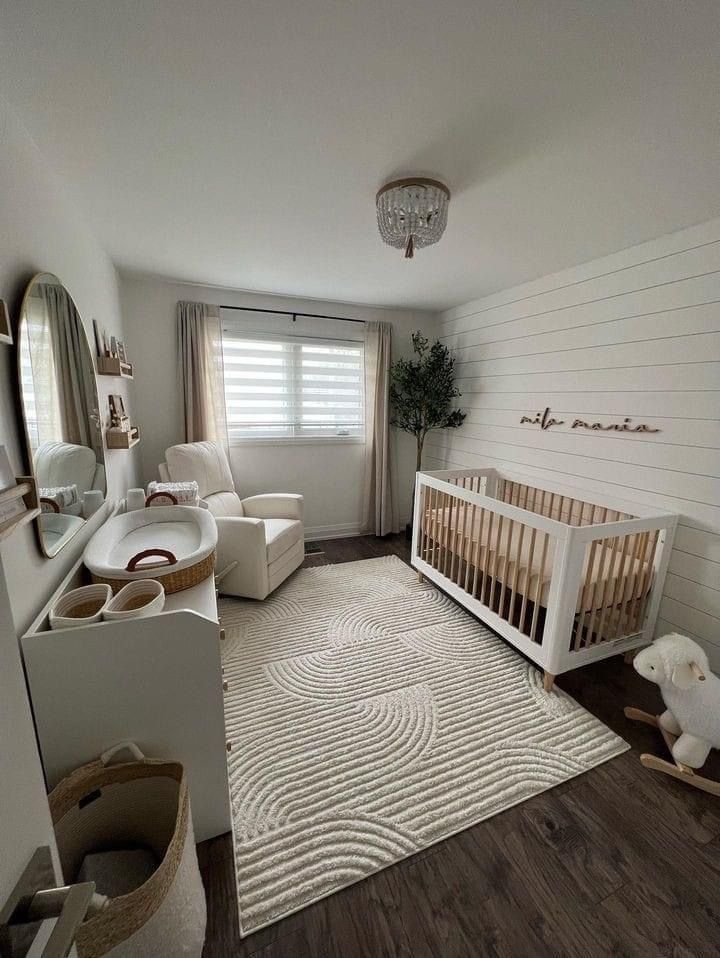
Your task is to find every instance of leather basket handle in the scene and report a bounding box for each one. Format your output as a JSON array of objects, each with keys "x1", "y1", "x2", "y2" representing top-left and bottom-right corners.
[
  {"x1": 145, "y1": 491, "x2": 178, "y2": 507},
  {"x1": 40, "y1": 496, "x2": 61, "y2": 513},
  {"x1": 125, "y1": 548, "x2": 178, "y2": 572}
]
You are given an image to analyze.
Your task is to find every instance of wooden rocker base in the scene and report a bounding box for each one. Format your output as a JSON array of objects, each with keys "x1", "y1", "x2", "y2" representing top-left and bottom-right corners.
[{"x1": 624, "y1": 707, "x2": 720, "y2": 797}]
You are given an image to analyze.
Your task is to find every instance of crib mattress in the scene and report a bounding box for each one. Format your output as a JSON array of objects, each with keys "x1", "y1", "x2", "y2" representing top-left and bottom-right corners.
[{"x1": 422, "y1": 508, "x2": 651, "y2": 615}]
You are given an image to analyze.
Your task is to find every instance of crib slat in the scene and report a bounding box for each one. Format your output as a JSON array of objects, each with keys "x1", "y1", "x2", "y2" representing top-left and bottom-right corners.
[
  {"x1": 575, "y1": 505, "x2": 603, "y2": 646},
  {"x1": 439, "y1": 490, "x2": 449, "y2": 576},
  {"x1": 446, "y1": 490, "x2": 458, "y2": 578},
  {"x1": 417, "y1": 482, "x2": 426, "y2": 563},
  {"x1": 454, "y1": 490, "x2": 466, "y2": 583},
  {"x1": 463, "y1": 496, "x2": 477, "y2": 592},
  {"x1": 616, "y1": 531, "x2": 647, "y2": 636},
  {"x1": 605, "y1": 531, "x2": 635, "y2": 641},
  {"x1": 508, "y1": 518, "x2": 526, "y2": 630},
  {"x1": 454, "y1": 493, "x2": 468, "y2": 585},
  {"x1": 519, "y1": 485, "x2": 539, "y2": 635},
  {"x1": 507, "y1": 483, "x2": 531, "y2": 628},
  {"x1": 470, "y1": 504, "x2": 484, "y2": 598},
  {"x1": 583, "y1": 508, "x2": 611, "y2": 644},
  {"x1": 431, "y1": 486, "x2": 441, "y2": 571},
  {"x1": 529, "y1": 490, "x2": 550, "y2": 643},
  {"x1": 481, "y1": 509, "x2": 495, "y2": 605},
  {"x1": 489, "y1": 510, "x2": 505, "y2": 613},
  {"x1": 435, "y1": 485, "x2": 445, "y2": 572},
  {"x1": 529, "y1": 531, "x2": 549, "y2": 644},
  {"x1": 629, "y1": 529, "x2": 660, "y2": 633},
  {"x1": 594, "y1": 531, "x2": 627, "y2": 644},
  {"x1": 448, "y1": 489, "x2": 458, "y2": 582},
  {"x1": 629, "y1": 530, "x2": 654, "y2": 634}
]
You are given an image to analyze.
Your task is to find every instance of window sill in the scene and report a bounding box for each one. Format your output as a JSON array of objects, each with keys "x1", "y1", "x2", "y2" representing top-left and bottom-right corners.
[{"x1": 229, "y1": 437, "x2": 365, "y2": 447}]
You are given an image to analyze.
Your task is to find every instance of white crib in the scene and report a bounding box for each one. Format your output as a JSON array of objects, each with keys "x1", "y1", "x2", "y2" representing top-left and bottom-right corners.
[{"x1": 411, "y1": 468, "x2": 677, "y2": 689}]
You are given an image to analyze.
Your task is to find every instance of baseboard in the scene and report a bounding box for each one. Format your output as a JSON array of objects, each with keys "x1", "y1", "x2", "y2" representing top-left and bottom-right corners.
[
  {"x1": 304, "y1": 523, "x2": 364, "y2": 541},
  {"x1": 304, "y1": 518, "x2": 410, "y2": 542}
]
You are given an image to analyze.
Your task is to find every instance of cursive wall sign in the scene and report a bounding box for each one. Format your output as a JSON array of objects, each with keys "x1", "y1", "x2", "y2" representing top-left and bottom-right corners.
[{"x1": 519, "y1": 407, "x2": 660, "y2": 434}]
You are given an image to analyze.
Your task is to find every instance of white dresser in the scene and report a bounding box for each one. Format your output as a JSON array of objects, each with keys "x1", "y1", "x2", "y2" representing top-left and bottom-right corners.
[{"x1": 21, "y1": 556, "x2": 232, "y2": 842}]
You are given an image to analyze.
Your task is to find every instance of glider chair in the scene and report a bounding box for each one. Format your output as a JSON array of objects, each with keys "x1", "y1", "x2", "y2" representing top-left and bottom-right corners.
[{"x1": 159, "y1": 441, "x2": 304, "y2": 599}]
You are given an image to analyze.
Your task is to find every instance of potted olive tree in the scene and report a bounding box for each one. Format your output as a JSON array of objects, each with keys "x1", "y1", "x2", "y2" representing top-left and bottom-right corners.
[{"x1": 390, "y1": 332, "x2": 466, "y2": 538}]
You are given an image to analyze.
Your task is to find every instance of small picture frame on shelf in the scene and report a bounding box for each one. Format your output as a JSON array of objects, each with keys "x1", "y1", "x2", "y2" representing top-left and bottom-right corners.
[
  {"x1": 116, "y1": 340, "x2": 127, "y2": 364},
  {"x1": 108, "y1": 394, "x2": 127, "y2": 426},
  {"x1": 109, "y1": 335, "x2": 118, "y2": 358},
  {"x1": 0, "y1": 301, "x2": 12, "y2": 346}
]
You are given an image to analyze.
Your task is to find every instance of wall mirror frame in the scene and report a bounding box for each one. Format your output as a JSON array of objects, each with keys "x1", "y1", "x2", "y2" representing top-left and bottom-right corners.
[{"x1": 17, "y1": 272, "x2": 107, "y2": 558}]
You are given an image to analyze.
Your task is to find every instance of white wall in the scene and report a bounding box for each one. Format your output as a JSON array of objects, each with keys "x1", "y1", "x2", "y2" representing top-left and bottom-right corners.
[
  {"x1": 0, "y1": 102, "x2": 140, "y2": 636},
  {"x1": 432, "y1": 218, "x2": 720, "y2": 668},
  {"x1": 120, "y1": 274, "x2": 437, "y2": 536},
  {"x1": 0, "y1": 99, "x2": 139, "y2": 919}
]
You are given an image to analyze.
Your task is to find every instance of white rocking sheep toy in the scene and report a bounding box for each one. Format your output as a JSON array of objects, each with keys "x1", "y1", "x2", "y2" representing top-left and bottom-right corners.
[{"x1": 625, "y1": 634, "x2": 720, "y2": 794}]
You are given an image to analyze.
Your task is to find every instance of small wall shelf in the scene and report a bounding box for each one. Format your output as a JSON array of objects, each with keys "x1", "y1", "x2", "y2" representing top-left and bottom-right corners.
[
  {"x1": 0, "y1": 475, "x2": 41, "y2": 542},
  {"x1": 106, "y1": 427, "x2": 140, "y2": 450},
  {"x1": 97, "y1": 356, "x2": 134, "y2": 379}
]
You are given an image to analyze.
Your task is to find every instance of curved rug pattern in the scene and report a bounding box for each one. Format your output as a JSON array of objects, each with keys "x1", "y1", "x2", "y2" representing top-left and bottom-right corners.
[{"x1": 220, "y1": 555, "x2": 628, "y2": 935}]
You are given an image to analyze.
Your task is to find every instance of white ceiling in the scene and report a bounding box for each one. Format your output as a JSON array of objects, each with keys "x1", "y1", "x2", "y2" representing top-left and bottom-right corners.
[{"x1": 1, "y1": 0, "x2": 719, "y2": 311}]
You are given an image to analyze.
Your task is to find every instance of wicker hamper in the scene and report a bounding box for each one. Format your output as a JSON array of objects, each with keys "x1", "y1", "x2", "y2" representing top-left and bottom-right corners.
[{"x1": 49, "y1": 743, "x2": 206, "y2": 957}]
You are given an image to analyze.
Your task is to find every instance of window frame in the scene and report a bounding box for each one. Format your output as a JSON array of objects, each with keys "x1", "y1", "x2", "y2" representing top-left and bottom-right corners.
[{"x1": 220, "y1": 320, "x2": 366, "y2": 446}]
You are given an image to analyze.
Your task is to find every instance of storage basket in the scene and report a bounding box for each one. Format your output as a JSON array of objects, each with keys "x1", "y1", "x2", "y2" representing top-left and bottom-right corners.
[
  {"x1": 49, "y1": 743, "x2": 206, "y2": 957},
  {"x1": 102, "y1": 580, "x2": 165, "y2": 620},
  {"x1": 91, "y1": 551, "x2": 215, "y2": 595},
  {"x1": 49, "y1": 584, "x2": 112, "y2": 630}
]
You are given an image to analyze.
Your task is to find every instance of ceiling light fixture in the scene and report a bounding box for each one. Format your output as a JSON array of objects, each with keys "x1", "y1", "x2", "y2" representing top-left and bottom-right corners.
[{"x1": 376, "y1": 177, "x2": 450, "y2": 259}]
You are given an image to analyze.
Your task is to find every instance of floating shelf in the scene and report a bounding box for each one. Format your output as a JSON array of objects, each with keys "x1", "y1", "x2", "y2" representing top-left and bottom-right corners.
[
  {"x1": 0, "y1": 476, "x2": 41, "y2": 542},
  {"x1": 106, "y1": 427, "x2": 140, "y2": 450},
  {"x1": 97, "y1": 356, "x2": 134, "y2": 379}
]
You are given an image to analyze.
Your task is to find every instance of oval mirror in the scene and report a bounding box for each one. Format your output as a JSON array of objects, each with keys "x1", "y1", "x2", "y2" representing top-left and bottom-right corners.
[{"x1": 17, "y1": 273, "x2": 106, "y2": 557}]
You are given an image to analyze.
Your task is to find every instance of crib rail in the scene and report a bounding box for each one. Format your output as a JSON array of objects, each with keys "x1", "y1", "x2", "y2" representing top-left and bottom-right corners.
[
  {"x1": 495, "y1": 477, "x2": 634, "y2": 526},
  {"x1": 412, "y1": 468, "x2": 676, "y2": 677}
]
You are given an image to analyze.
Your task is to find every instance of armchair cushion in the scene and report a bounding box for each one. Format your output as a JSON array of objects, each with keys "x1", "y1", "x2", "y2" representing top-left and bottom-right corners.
[
  {"x1": 34, "y1": 441, "x2": 98, "y2": 495},
  {"x1": 241, "y1": 494, "x2": 304, "y2": 521},
  {"x1": 165, "y1": 441, "x2": 235, "y2": 498},
  {"x1": 264, "y1": 518, "x2": 303, "y2": 564},
  {"x1": 205, "y1": 491, "x2": 244, "y2": 518}
]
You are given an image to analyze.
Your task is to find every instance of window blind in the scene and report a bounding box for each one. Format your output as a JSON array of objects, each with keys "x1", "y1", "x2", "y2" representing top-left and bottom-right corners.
[{"x1": 221, "y1": 325, "x2": 365, "y2": 440}]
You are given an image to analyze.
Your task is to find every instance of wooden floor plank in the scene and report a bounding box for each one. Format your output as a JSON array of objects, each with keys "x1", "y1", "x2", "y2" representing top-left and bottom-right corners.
[{"x1": 201, "y1": 534, "x2": 720, "y2": 958}]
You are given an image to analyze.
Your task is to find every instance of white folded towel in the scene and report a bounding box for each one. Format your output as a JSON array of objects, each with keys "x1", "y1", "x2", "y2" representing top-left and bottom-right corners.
[
  {"x1": 146, "y1": 480, "x2": 199, "y2": 507},
  {"x1": 40, "y1": 484, "x2": 79, "y2": 513}
]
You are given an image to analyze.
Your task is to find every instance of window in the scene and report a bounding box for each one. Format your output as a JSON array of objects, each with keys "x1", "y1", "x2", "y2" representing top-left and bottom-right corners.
[{"x1": 221, "y1": 323, "x2": 364, "y2": 441}]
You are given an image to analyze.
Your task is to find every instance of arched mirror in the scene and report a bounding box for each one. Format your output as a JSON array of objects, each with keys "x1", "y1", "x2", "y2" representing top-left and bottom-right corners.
[{"x1": 17, "y1": 273, "x2": 106, "y2": 557}]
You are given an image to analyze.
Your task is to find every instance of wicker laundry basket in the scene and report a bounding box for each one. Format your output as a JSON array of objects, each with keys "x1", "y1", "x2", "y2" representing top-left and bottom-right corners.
[{"x1": 49, "y1": 743, "x2": 206, "y2": 957}]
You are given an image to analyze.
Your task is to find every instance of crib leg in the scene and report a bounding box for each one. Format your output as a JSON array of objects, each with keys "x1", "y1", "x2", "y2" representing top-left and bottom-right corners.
[
  {"x1": 417, "y1": 570, "x2": 424, "y2": 583},
  {"x1": 543, "y1": 671, "x2": 555, "y2": 693},
  {"x1": 623, "y1": 650, "x2": 636, "y2": 665}
]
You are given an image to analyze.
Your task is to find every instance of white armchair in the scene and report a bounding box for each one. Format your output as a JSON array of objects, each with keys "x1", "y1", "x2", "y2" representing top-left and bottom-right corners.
[
  {"x1": 159, "y1": 441, "x2": 304, "y2": 600},
  {"x1": 34, "y1": 440, "x2": 106, "y2": 516}
]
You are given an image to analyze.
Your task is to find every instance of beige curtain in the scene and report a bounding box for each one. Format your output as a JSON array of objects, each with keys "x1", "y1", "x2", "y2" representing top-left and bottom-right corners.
[
  {"x1": 177, "y1": 301, "x2": 228, "y2": 446},
  {"x1": 362, "y1": 321, "x2": 398, "y2": 536},
  {"x1": 41, "y1": 283, "x2": 103, "y2": 463}
]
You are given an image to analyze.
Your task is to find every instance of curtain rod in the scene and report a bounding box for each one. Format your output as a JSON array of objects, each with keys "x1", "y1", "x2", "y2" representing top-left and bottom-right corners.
[{"x1": 219, "y1": 304, "x2": 366, "y2": 325}]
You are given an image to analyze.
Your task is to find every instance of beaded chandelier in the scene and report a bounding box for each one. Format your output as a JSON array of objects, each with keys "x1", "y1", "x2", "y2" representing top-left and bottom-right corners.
[{"x1": 376, "y1": 177, "x2": 450, "y2": 259}]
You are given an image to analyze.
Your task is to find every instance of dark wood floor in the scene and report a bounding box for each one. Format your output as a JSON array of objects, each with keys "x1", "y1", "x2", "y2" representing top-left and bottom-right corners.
[{"x1": 199, "y1": 535, "x2": 720, "y2": 958}]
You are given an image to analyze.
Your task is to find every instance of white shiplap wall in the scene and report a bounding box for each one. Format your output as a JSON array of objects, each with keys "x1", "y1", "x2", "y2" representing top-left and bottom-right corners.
[{"x1": 430, "y1": 218, "x2": 720, "y2": 668}]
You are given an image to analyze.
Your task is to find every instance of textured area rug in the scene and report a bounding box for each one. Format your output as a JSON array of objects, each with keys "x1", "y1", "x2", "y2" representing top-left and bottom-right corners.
[{"x1": 219, "y1": 556, "x2": 628, "y2": 935}]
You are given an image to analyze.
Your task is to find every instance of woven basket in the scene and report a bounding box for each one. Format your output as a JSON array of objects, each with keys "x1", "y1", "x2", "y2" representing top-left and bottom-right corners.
[
  {"x1": 91, "y1": 551, "x2": 215, "y2": 595},
  {"x1": 49, "y1": 744, "x2": 206, "y2": 957}
]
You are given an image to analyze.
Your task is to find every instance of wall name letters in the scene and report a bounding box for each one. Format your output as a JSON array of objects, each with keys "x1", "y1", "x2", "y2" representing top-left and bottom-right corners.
[{"x1": 519, "y1": 407, "x2": 660, "y2": 433}]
